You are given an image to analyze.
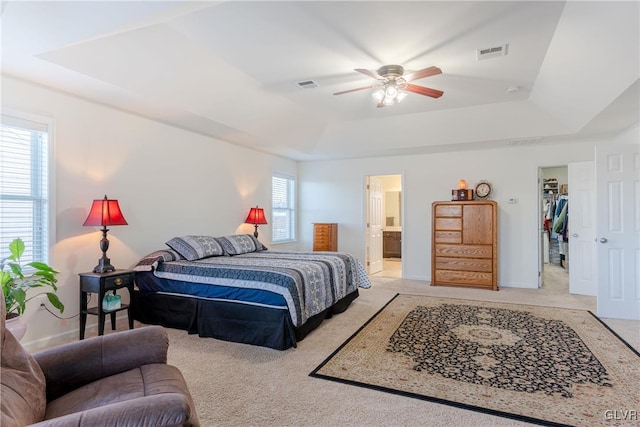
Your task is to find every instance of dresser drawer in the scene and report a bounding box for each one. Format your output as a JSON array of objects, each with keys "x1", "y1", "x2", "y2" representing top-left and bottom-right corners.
[
  {"x1": 434, "y1": 231, "x2": 462, "y2": 243},
  {"x1": 435, "y1": 244, "x2": 492, "y2": 259},
  {"x1": 435, "y1": 204, "x2": 462, "y2": 217},
  {"x1": 435, "y1": 256, "x2": 492, "y2": 272},
  {"x1": 313, "y1": 239, "x2": 329, "y2": 246},
  {"x1": 434, "y1": 269, "x2": 493, "y2": 287},
  {"x1": 435, "y1": 218, "x2": 462, "y2": 231}
]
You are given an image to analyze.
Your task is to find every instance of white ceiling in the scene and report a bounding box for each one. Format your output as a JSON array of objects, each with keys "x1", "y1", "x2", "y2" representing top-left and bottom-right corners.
[{"x1": 1, "y1": 1, "x2": 638, "y2": 160}]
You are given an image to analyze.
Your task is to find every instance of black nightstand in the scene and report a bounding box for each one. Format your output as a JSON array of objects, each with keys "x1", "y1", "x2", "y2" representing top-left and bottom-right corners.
[{"x1": 78, "y1": 269, "x2": 135, "y2": 340}]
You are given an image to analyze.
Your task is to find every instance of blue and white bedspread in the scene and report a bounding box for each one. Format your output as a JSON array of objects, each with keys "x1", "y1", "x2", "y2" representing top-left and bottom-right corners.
[{"x1": 134, "y1": 250, "x2": 371, "y2": 327}]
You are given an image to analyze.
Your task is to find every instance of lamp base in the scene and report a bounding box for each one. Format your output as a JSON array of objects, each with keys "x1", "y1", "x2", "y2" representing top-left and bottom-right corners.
[{"x1": 93, "y1": 257, "x2": 115, "y2": 273}]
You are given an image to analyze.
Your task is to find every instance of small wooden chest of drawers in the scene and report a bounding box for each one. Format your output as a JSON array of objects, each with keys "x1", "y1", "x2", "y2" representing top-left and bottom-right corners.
[
  {"x1": 432, "y1": 201, "x2": 498, "y2": 290},
  {"x1": 313, "y1": 223, "x2": 338, "y2": 251}
]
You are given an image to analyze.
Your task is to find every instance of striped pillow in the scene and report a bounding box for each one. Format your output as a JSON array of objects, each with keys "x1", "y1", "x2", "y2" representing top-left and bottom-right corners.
[
  {"x1": 215, "y1": 234, "x2": 266, "y2": 255},
  {"x1": 165, "y1": 235, "x2": 224, "y2": 261}
]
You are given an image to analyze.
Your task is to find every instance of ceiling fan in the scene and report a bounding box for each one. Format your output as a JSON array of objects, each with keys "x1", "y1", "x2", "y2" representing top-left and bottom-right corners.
[{"x1": 334, "y1": 64, "x2": 443, "y2": 108}]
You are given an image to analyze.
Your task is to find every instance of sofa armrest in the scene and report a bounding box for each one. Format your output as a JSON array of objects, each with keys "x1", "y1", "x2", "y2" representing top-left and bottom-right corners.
[
  {"x1": 33, "y1": 325, "x2": 169, "y2": 402},
  {"x1": 28, "y1": 393, "x2": 199, "y2": 427}
]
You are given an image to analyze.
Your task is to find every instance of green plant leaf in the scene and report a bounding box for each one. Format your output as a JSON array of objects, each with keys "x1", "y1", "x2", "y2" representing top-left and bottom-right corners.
[
  {"x1": 28, "y1": 262, "x2": 58, "y2": 274},
  {"x1": 9, "y1": 238, "x2": 25, "y2": 260},
  {"x1": 8, "y1": 263, "x2": 23, "y2": 278},
  {"x1": 10, "y1": 288, "x2": 27, "y2": 315},
  {"x1": 46, "y1": 293, "x2": 64, "y2": 313}
]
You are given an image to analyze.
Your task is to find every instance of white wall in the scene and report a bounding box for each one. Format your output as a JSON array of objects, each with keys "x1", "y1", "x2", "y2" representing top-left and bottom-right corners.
[
  {"x1": 298, "y1": 140, "x2": 614, "y2": 286},
  {"x1": 2, "y1": 76, "x2": 297, "y2": 349}
]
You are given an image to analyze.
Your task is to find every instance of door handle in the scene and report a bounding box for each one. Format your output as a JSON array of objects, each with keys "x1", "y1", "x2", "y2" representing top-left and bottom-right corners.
[
  {"x1": 599, "y1": 237, "x2": 608, "y2": 243},
  {"x1": 572, "y1": 233, "x2": 578, "y2": 238}
]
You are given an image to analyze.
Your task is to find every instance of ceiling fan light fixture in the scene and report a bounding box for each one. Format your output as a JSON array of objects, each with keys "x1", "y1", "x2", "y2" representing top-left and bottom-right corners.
[
  {"x1": 372, "y1": 89, "x2": 385, "y2": 102},
  {"x1": 336, "y1": 64, "x2": 443, "y2": 106},
  {"x1": 385, "y1": 83, "x2": 398, "y2": 98}
]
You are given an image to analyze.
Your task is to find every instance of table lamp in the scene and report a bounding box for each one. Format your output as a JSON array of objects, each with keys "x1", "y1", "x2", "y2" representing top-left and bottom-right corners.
[
  {"x1": 245, "y1": 205, "x2": 267, "y2": 238},
  {"x1": 83, "y1": 195, "x2": 128, "y2": 273}
]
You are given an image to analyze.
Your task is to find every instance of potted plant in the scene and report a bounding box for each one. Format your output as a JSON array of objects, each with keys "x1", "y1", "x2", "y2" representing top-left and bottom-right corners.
[{"x1": 1, "y1": 238, "x2": 64, "y2": 339}]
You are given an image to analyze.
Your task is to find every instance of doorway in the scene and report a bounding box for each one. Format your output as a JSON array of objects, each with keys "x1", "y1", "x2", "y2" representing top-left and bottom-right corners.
[
  {"x1": 539, "y1": 166, "x2": 569, "y2": 292},
  {"x1": 366, "y1": 174, "x2": 403, "y2": 278}
]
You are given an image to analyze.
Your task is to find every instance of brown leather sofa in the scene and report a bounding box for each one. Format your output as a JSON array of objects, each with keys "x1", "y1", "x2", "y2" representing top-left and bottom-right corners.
[{"x1": 1, "y1": 292, "x2": 199, "y2": 427}]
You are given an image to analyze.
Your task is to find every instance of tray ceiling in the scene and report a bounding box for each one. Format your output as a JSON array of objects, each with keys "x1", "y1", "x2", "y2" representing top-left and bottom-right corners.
[{"x1": 1, "y1": 1, "x2": 638, "y2": 160}]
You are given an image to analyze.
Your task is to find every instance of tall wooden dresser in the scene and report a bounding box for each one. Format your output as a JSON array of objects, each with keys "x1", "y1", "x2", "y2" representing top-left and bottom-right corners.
[
  {"x1": 313, "y1": 223, "x2": 338, "y2": 251},
  {"x1": 432, "y1": 201, "x2": 498, "y2": 290}
]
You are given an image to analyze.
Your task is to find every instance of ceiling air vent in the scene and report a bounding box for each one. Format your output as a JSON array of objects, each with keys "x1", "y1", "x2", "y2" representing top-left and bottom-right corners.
[
  {"x1": 297, "y1": 80, "x2": 318, "y2": 89},
  {"x1": 477, "y1": 43, "x2": 508, "y2": 61}
]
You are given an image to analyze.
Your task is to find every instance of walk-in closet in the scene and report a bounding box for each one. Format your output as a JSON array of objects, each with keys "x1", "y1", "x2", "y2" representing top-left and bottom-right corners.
[{"x1": 541, "y1": 166, "x2": 569, "y2": 289}]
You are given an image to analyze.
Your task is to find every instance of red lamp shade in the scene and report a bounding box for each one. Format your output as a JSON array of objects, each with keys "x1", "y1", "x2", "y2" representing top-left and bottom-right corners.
[
  {"x1": 245, "y1": 206, "x2": 267, "y2": 238},
  {"x1": 245, "y1": 206, "x2": 267, "y2": 225},
  {"x1": 83, "y1": 196, "x2": 128, "y2": 227},
  {"x1": 83, "y1": 195, "x2": 128, "y2": 273}
]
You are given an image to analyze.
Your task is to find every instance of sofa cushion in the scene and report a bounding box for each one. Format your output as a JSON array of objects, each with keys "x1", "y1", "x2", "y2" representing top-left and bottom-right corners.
[
  {"x1": 1, "y1": 292, "x2": 47, "y2": 427},
  {"x1": 166, "y1": 236, "x2": 224, "y2": 261},
  {"x1": 43, "y1": 364, "x2": 194, "y2": 421}
]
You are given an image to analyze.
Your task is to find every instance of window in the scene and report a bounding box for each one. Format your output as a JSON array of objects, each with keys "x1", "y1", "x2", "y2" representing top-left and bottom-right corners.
[
  {"x1": 271, "y1": 173, "x2": 295, "y2": 242},
  {"x1": 0, "y1": 113, "x2": 53, "y2": 265}
]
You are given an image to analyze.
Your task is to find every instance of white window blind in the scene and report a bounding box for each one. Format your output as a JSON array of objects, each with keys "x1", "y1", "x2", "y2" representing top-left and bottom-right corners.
[
  {"x1": 0, "y1": 114, "x2": 51, "y2": 265},
  {"x1": 271, "y1": 174, "x2": 295, "y2": 242}
]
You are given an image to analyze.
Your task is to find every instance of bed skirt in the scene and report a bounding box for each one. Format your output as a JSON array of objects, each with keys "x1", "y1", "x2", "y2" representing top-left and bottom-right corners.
[{"x1": 132, "y1": 289, "x2": 359, "y2": 350}]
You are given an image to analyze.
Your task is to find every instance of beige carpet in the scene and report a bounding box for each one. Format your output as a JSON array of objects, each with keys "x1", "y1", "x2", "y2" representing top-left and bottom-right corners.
[
  {"x1": 310, "y1": 294, "x2": 640, "y2": 427},
  {"x1": 164, "y1": 276, "x2": 640, "y2": 426}
]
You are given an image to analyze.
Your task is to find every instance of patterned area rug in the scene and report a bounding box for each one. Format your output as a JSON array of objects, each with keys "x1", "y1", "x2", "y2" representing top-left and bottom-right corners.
[{"x1": 310, "y1": 294, "x2": 640, "y2": 426}]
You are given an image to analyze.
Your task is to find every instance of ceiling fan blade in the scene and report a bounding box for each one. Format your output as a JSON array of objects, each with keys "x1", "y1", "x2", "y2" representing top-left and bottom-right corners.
[
  {"x1": 405, "y1": 83, "x2": 444, "y2": 98},
  {"x1": 354, "y1": 68, "x2": 381, "y2": 80},
  {"x1": 333, "y1": 85, "x2": 375, "y2": 95},
  {"x1": 404, "y1": 66, "x2": 442, "y2": 82}
]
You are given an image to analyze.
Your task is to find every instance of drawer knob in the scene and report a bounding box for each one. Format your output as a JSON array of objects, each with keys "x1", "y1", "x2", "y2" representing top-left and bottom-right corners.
[{"x1": 114, "y1": 278, "x2": 123, "y2": 285}]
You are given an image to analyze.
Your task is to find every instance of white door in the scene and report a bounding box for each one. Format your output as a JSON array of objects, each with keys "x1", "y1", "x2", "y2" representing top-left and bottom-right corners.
[
  {"x1": 368, "y1": 176, "x2": 383, "y2": 274},
  {"x1": 568, "y1": 161, "x2": 596, "y2": 296},
  {"x1": 596, "y1": 144, "x2": 640, "y2": 320}
]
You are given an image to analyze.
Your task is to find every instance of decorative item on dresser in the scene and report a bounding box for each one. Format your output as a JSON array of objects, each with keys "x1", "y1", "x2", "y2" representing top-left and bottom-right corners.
[
  {"x1": 474, "y1": 180, "x2": 492, "y2": 199},
  {"x1": 431, "y1": 200, "x2": 498, "y2": 290},
  {"x1": 313, "y1": 223, "x2": 338, "y2": 251},
  {"x1": 451, "y1": 179, "x2": 474, "y2": 201}
]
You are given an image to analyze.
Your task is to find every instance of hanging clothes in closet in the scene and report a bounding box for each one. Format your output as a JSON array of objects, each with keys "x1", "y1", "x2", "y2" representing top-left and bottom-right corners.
[
  {"x1": 543, "y1": 195, "x2": 556, "y2": 234},
  {"x1": 552, "y1": 195, "x2": 569, "y2": 263}
]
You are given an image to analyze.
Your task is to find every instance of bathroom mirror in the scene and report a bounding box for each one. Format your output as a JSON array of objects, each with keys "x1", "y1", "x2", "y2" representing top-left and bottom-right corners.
[{"x1": 384, "y1": 191, "x2": 402, "y2": 227}]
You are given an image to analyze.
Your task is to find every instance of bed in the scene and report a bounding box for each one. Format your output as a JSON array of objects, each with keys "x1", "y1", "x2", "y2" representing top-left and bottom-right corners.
[{"x1": 132, "y1": 234, "x2": 370, "y2": 350}]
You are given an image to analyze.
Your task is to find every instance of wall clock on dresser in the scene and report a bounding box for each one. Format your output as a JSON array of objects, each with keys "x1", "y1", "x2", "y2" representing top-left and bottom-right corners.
[
  {"x1": 475, "y1": 181, "x2": 492, "y2": 199},
  {"x1": 431, "y1": 200, "x2": 498, "y2": 290}
]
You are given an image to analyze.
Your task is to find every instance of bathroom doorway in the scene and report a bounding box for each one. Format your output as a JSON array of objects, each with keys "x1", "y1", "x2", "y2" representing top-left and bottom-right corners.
[{"x1": 365, "y1": 174, "x2": 403, "y2": 278}]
